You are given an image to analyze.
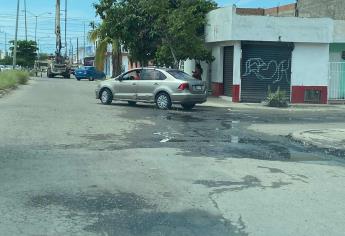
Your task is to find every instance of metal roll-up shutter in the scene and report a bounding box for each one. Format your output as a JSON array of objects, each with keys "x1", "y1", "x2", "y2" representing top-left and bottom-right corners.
[
  {"x1": 241, "y1": 42, "x2": 293, "y2": 103},
  {"x1": 223, "y1": 46, "x2": 234, "y2": 96}
]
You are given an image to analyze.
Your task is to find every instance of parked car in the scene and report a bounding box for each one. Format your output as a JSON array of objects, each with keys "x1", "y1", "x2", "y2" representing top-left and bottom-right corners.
[
  {"x1": 75, "y1": 66, "x2": 106, "y2": 81},
  {"x1": 0, "y1": 65, "x2": 12, "y2": 71},
  {"x1": 95, "y1": 67, "x2": 207, "y2": 110}
]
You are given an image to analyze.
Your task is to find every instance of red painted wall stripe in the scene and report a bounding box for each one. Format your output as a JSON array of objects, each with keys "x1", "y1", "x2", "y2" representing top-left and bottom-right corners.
[
  {"x1": 212, "y1": 83, "x2": 224, "y2": 97},
  {"x1": 291, "y1": 86, "x2": 328, "y2": 104},
  {"x1": 232, "y1": 85, "x2": 240, "y2": 102}
]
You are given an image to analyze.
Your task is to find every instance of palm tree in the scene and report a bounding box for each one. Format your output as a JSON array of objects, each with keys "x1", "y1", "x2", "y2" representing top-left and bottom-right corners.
[{"x1": 88, "y1": 23, "x2": 122, "y2": 77}]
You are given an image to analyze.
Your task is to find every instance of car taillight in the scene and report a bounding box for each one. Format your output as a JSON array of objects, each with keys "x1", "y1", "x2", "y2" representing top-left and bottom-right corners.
[{"x1": 178, "y1": 83, "x2": 189, "y2": 91}]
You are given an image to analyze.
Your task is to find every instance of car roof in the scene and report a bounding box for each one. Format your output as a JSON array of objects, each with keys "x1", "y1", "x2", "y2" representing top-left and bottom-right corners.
[{"x1": 128, "y1": 67, "x2": 179, "y2": 72}]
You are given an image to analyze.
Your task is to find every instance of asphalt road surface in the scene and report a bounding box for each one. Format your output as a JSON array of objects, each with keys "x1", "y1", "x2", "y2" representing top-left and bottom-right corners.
[{"x1": 1, "y1": 78, "x2": 345, "y2": 236}]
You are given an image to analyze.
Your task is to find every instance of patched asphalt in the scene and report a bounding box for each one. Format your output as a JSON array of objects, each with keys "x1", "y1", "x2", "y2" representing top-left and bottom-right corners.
[{"x1": 1, "y1": 78, "x2": 345, "y2": 236}]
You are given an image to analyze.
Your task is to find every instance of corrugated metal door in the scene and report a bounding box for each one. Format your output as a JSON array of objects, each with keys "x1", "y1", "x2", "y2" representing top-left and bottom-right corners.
[
  {"x1": 241, "y1": 42, "x2": 293, "y2": 103},
  {"x1": 223, "y1": 46, "x2": 234, "y2": 96}
]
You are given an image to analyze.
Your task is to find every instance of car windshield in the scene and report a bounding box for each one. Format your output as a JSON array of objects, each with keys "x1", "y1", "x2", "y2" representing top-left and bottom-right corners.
[{"x1": 167, "y1": 70, "x2": 195, "y2": 81}]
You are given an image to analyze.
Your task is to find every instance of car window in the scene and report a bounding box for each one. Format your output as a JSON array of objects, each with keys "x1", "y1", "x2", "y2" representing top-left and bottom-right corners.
[
  {"x1": 122, "y1": 70, "x2": 141, "y2": 81},
  {"x1": 141, "y1": 69, "x2": 166, "y2": 80},
  {"x1": 167, "y1": 70, "x2": 195, "y2": 81}
]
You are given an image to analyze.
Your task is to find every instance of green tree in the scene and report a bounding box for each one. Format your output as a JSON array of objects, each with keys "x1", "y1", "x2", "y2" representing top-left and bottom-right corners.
[
  {"x1": 9, "y1": 40, "x2": 38, "y2": 67},
  {"x1": 94, "y1": 0, "x2": 216, "y2": 68},
  {"x1": 38, "y1": 53, "x2": 49, "y2": 61},
  {"x1": 143, "y1": 0, "x2": 216, "y2": 67},
  {"x1": 0, "y1": 55, "x2": 13, "y2": 65},
  {"x1": 94, "y1": 0, "x2": 160, "y2": 67}
]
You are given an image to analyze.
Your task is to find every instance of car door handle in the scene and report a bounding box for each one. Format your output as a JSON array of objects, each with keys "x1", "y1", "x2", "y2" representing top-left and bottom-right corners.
[
  {"x1": 132, "y1": 83, "x2": 136, "y2": 85},
  {"x1": 154, "y1": 83, "x2": 159, "y2": 85}
]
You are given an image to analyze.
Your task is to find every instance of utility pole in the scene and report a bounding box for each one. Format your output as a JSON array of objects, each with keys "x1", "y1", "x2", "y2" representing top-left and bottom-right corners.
[
  {"x1": 83, "y1": 22, "x2": 86, "y2": 60},
  {"x1": 24, "y1": 0, "x2": 27, "y2": 41},
  {"x1": 64, "y1": 0, "x2": 67, "y2": 57},
  {"x1": 69, "y1": 38, "x2": 72, "y2": 61},
  {"x1": 13, "y1": 0, "x2": 20, "y2": 69},
  {"x1": 37, "y1": 39, "x2": 40, "y2": 60},
  {"x1": 5, "y1": 32, "x2": 7, "y2": 56},
  {"x1": 55, "y1": 0, "x2": 61, "y2": 58},
  {"x1": 77, "y1": 37, "x2": 79, "y2": 64},
  {"x1": 34, "y1": 16, "x2": 37, "y2": 42}
]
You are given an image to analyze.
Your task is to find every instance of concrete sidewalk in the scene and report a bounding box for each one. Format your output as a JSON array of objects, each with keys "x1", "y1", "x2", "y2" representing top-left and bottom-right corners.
[
  {"x1": 202, "y1": 96, "x2": 345, "y2": 111},
  {"x1": 291, "y1": 129, "x2": 345, "y2": 151}
]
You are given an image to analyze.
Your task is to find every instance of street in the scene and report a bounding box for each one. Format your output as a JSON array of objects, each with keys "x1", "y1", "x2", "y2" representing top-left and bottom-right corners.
[{"x1": 1, "y1": 78, "x2": 345, "y2": 236}]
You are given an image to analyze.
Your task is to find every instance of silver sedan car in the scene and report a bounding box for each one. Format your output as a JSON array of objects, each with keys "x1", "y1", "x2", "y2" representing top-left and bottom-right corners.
[{"x1": 95, "y1": 67, "x2": 207, "y2": 110}]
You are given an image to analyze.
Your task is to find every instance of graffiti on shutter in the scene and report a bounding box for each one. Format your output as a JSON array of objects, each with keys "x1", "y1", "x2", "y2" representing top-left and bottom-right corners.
[{"x1": 243, "y1": 58, "x2": 291, "y2": 84}]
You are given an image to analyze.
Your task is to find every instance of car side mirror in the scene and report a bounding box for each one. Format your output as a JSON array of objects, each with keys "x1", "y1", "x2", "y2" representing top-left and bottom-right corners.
[{"x1": 118, "y1": 76, "x2": 123, "y2": 81}]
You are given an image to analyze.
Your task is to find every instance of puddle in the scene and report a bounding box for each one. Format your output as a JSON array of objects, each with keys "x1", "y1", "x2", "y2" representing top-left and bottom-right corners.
[
  {"x1": 116, "y1": 106, "x2": 345, "y2": 163},
  {"x1": 29, "y1": 191, "x2": 154, "y2": 213},
  {"x1": 165, "y1": 113, "x2": 205, "y2": 122},
  {"x1": 85, "y1": 209, "x2": 248, "y2": 236}
]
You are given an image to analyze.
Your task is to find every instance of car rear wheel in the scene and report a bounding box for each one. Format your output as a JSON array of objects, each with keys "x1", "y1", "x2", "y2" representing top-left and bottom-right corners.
[
  {"x1": 100, "y1": 88, "x2": 113, "y2": 105},
  {"x1": 128, "y1": 101, "x2": 137, "y2": 106},
  {"x1": 156, "y1": 92, "x2": 172, "y2": 110},
  {"x1": 181, "y1": 103, "x2": 196, "y2": 110}
]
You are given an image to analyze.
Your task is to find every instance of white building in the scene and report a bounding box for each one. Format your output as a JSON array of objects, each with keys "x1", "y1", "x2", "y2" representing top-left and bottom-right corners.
[
  {"x1": 104, "y1": 44, "x2": 130, "y2": 77},
  {"x1": 185, "y1": 6, "x2": 345, "y2": 104}
]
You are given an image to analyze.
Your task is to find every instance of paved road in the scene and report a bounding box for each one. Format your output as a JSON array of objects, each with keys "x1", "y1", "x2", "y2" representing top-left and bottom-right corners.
[{"x1": 1, "y1": 78, "x2": 345, "y2": 236}]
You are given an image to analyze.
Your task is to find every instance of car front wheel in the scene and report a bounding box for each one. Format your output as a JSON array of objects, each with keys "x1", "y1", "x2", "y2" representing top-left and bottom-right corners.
[
  {"x1": 156, "y1": 92, "x2": 172, "y2": 110},
  {"x1": 100, "y1": 88, "x2": 113, "y2": 105}
]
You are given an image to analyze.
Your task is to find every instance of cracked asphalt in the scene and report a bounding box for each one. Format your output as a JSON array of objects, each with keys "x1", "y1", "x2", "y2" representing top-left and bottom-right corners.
[{"x1": 1, "y1": 78, "x2": 345, "y2": 236}]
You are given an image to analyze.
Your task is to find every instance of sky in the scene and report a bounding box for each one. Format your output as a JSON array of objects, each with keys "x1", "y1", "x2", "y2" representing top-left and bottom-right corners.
[{"x1": 0, "y1": 0, "x2": 296, "y2": 54}]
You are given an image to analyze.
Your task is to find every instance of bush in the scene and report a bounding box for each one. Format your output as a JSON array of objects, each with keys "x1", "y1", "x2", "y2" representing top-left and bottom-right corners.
[
  {"x1": 16, "y1": 71, "x2": 30, "y2": 85},
  {"x1": 266, "y1": 87, "x2": 289, "y2": 108},
  {"x1": 0, "y1": 70, "x2": 29, "y2": 90}
]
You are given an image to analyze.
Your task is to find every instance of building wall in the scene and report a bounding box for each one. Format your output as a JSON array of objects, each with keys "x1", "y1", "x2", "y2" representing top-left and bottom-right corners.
[
  {"x1": 291, "y1": 43, "x2": 329, "y2": 86},
  {"x1": 232, "y1": 13, "x2": 332, "y2": 43},
  {"x1": 265, "y1": 3, "x2": 297, "y2": 17},
  {"x1": 205, "y1": 42, "x2": 330, "y2": 103},
  {"x1": 333, "y1": 21, "x2": 345, "y2": 43},
  {"x1": 297, "y1": 0, "x2": 345, "y2": 20},
  {"x1": 205, "y1": 7, "x2": 232, "y2": 43},
  {"x1": 232, "y1": 42, "x2": 241, "y2": 102},
  {"x1": 202, "y1": 41, "x2": 241, "y2": 99},
  {"x1": 236, "y1": 4, "x2": 297, "y2": 17},
  {"x1": 236, "y1": 8, "x2": 264, "y2": 16},
  {"x1": 122, "y1": 55, "x2": 129, "y2": 72},
  {"x1": 203, "y1": 6, "x2": 345, "y2": 103},
  {"x1": 206, "y1": 7, "x2": 333, "y2": 44},
  {"x1": 291, "y1": 43, "x2": 329, "y2": 103}
]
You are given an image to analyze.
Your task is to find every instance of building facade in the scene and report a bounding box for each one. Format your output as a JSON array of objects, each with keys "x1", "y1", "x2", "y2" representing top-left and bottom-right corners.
[
  {"x1": 236, "y1": 4, "x2": 297, "y2": 17},
  {"x1": 297, "y1": 0, "x2": 345, "y2": 20},
  {"x1": 185, "y1": 6, "x2": 345, "y2": 104}
]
